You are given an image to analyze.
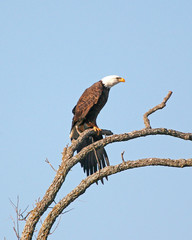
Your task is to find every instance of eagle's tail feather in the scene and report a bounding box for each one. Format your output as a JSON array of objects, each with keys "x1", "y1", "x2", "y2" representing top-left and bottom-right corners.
[
  {"x1": 70, "y1": 124, "x2": 110, "y2": 184},
  {"x1": 77, "y1": 135, "x2": 109, "y2": 184}
]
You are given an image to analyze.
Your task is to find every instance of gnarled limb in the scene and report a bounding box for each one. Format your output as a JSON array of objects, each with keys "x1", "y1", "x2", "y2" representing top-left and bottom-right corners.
[
  {"x1": 37, "y1": 157, "x2": 192, "y2": 239},
  {"x1": 21, "y1": 127, "x2": 192, "y2": 240},
  {"x1": 20, "y1": 129, "x2": 113, "y2": 240},
  {"x1": 20, "y1": 91, "x2": 192, "y2": 240}
]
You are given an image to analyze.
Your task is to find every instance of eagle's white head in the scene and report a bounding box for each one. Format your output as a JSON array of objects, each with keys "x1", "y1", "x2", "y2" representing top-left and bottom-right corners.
[{"x1": 101, "y1": 75, "x2": 125, "y2": 88}]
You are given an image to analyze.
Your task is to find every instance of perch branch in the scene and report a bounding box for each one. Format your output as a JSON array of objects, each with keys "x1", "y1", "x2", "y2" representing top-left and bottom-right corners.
[
  {"x1": 37, "y1": 157, "x2": 192, "y2": 239},
  {"x1": 21, "y1": 91, "x2": 190, "y2": 240},
  {"x1": 70, "y1": 129, "x2": 113, "y2": 152},
  {"x1": 71, "y1": 128, "x2": 192, "y2": 168},
  {"x1": 143, "y1": 91, "x2": 173, "y2": 128},
  {"x1": 21, "y1": 127, "x2": 192, "y2": 240},
  {"x1": 20, "y1": 129, "x2": 113, "y2": 240}
]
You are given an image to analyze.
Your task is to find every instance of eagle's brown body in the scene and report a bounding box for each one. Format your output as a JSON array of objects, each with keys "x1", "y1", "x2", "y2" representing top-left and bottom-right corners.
[
  {"x1": 70, "y1": 80, "x2": 110, "y2": 180},
  {"x1": 71, "y1": 81, "x2": 109, "y2": 131},
  {"x1": 70, "y1": 75, "x2": 125, "y2": 183}
]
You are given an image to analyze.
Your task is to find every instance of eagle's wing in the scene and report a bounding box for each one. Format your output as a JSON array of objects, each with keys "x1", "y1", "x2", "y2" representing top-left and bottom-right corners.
[{"x1": 72, "y1": 81, "x2": 103, "y2": 124}]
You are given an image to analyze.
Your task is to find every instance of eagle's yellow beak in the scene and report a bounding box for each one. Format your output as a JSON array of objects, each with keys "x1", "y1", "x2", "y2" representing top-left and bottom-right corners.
[{"x1": 119, "y1": 78, "x2": 125, "y2": 82}]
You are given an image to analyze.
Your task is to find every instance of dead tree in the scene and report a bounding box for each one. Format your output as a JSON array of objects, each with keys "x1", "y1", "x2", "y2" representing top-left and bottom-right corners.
[{"x1": 19, "y1": 91, "x2": 192, "y2": 240}]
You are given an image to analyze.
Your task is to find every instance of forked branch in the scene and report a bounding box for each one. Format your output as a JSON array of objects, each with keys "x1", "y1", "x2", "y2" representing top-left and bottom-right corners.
[
  {"x1": 37, "y1": 157, "x2": 192, "y2": 239},
  {"x1": 20, "y1": 91, "x2": 191, "y2": 240}
]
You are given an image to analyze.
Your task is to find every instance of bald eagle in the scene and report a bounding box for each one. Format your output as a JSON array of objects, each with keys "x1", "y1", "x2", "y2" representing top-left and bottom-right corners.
[{"x1": 70, "y1": 75, "x2": 125, "y2": 182}]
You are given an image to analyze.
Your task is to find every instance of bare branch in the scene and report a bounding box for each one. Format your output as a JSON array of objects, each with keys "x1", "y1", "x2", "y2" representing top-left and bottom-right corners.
[
  {"x1": 49, "y1": 215, "x2": 62, "y2": 236},
  {"x1": 143, "y1": 91, "x2": 173, "y2": 128},
  {"x1": 71, "y1": 128, "x2": 192, "y2": 168},
  {"x1": 20, "y1": 90, "x2": 192, "y2": 240},
  {"x1": 37, "y1": 157, "x2": 192, "y2": 239},
  {"x1": 70, "y1": 129, "x2": 113, "y2": 152},
  {"x1": 19, "y1": 206, "x2": 30, "y2": 221},
  {"x1": 21, "y1": 127, "x2": 192, "y2": 240},
  {"x1": 11, "y1": 215, "x2": 20, "y2": 240},
  {"x1": 121, "y1": 151, "x2": 125, "y2": 162},
  {"x1": 45, "y1": 158, "x2": 57, "y2": 172},
  {"x1": 10, "y1": 196, "x2": 20, "y2": 240}
]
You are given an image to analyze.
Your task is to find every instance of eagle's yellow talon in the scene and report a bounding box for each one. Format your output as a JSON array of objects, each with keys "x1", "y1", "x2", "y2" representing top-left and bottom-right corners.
[{"x1": 93, "y1": 126, "x2": 101, "y2": 135}]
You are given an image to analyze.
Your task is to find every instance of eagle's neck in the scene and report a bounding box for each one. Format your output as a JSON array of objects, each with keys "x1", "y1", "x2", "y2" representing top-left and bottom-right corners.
[
  {"x1": 100, "y1": 80, "x2": 112, "y2": 90},
  {"x1": 100, "y1": 80, "x2": 109, "y2": 89}
]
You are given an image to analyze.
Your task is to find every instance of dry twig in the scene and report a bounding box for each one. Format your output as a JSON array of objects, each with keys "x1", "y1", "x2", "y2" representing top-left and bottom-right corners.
[
  {"x1": 121, "y1": 151, "x2": 125, "y2": 162},
  {"x1": 143, "y1": 91, "x2": 173, "y2": 128},
  {"x1": 37, "y1": 157, "x2": 192, "y2": 239},
  {"x1": 10, "y1": 196, "x2": 20, "y2": 240},
  {"x1": 45, "y1": 158, "x2": 57, "y2": 172}
]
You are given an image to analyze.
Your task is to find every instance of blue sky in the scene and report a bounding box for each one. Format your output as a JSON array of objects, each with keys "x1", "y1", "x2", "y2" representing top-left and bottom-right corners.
[{"x1": 1, "y1": 1, "x2": 192, "y2": 239}]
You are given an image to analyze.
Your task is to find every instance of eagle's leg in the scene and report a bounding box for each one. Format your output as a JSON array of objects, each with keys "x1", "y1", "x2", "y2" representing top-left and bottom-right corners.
[
  {"x1": 93, "y1": 126, "x2": 101, "y2": 134},
  {"x1": 75, "y1": 125, "x2": 82, "y2": 135},
  {"x1": 87, "y1": 122, "x2": 101, "y2": 135},
  {"x1": 91, "y1": 137, "x2": 103, "y2": 184},
  {"x1": 91, "y1": 137, "x2": 101, "y2": 171}
]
